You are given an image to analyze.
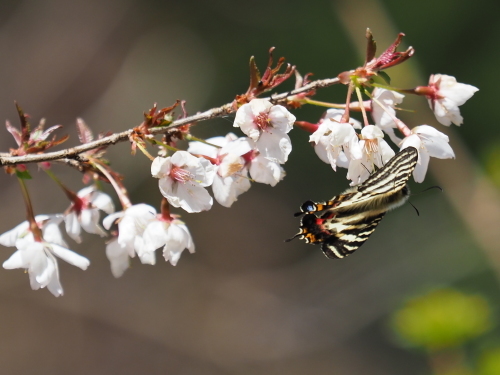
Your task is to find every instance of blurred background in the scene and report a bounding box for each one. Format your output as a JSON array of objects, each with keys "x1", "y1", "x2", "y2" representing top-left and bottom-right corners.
[{"x1": 0, "y1": 0, "x2": 498, "y2": 374}]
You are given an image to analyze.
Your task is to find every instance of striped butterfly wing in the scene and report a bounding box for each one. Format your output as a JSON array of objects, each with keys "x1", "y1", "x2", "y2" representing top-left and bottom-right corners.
[
  {"x1": 321, "y1": 211, "x2": 386, "y2": 259},
  {"x1": 297, "y1": 147, "x2": 419, "y2": 215},
  {"x1": 288, "y1": 147, "x2": 419, "y2": 259}
]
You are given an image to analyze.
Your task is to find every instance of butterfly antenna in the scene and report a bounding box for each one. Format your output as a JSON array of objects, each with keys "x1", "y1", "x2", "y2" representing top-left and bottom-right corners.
[
  {"x1": 411, "y1": 185, "x2": 444, "y2": 195},
  {"x1": 284, "y1": 233, "x2": 300, "y2": 242},
  {"x1": 409, "y1": 201, "x2": 420, "y2": 216}
]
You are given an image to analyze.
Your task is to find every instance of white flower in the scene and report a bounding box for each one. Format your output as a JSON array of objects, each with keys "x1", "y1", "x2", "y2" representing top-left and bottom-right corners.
[
  {"x1": 64, "y1": 186, "x2": 115, "y2": 243},
  {"x1": 323, "y1": 108, "x2": 362, "y2": 129},
  {"x1": 347, "y1": 125, "x2": 395, "y2": 185},
  {"x1": 310, "y1": 109, "x2": 362, "y2": 171},
  {"x1": 233, "y1": 99, "x2": 295, "y2": 163},
  {"x1": 247, "y1": 153, "x2": 285, "y2": 186},
  {"x1": 230, "y1": 137, "x2": 285, "y2": 186},
  {"x1": 103, "y1": 204, "x2": 157, "y2": 277},
  {"x1": 371, "y1": 88, "x2": 405, "y2": 129},
  {"x1": 0, "y1": 215, "x2": 68, "y2": 248},
  {"x1": 142, "y1": 217, "x2": 195, "y2": 266},
  {"x1": 1, "y1": 220, "x2": 89, "y2": 297},
  {"x1": 426, "y1": 74, "x2": 478, "y2": 126},
  {"x1": 188, "y1": 134, "x2": 251, "y2": 208},
  {"x1": 400, "y1": 125, "x2": 455, "y2": 182},
  {"x1": 152, "y1": 151, "x2": 216, "y2": 213}
]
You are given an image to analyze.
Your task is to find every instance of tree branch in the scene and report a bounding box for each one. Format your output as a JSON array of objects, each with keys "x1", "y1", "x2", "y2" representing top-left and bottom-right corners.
[{"x1": 0, "y1": 77, "x2": 339, "y2": 166}]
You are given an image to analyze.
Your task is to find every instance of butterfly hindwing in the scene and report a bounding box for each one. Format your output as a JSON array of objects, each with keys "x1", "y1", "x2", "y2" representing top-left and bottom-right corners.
[
  {"x1": 288, "y1": 147, "x2": 419, "y2": 259},
  {"x1": 321, "y1": 212, "x2": 386, "y2": 259}
]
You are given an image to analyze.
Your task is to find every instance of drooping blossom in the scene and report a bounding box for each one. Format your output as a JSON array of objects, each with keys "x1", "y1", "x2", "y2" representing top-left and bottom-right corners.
[
  {"x1": 230, "y1": 137, "x2": 285, "y2": 187},
  {"x1": 347, "y1": 125, "x2": 395, "y2": 185},
  {"x1": 246, "y1": 151, "x2": 285, "y2": 186},
  {"x1": 151, "y1": 151, "x2": 216, "y2": 213},
  {"x1": 0, "y1": 216, "x2": 89, "y2": 297},
  {"x1": 188, "y1": 134, "x2": 251, "y2": 208},
  {"x1": 64, "y1": 185, "x2": 115, "y2": 243},
  {"x1": 141, "y1": 216, "x2": 195, "y2": 266},
  {"x1": 0, "y1": 215, "x2": 68, "y2": 248},
  {"x1": 233, "y1": 98, "x2": 295, "y2": 163},
  {"x1": 421, "y1": 74, "x2": 478, "y2": 126},
  {"x1": 371, "y1": 88, "x2": 405, "y2": 129},
  {"x1": 103, "y1": 204, "x2": 156, "y2": 277},
  {"x1": 371, "y1": 88, "x2": 405, "y2": 144},
  {"x1": 309, "y1": 109, "x2": 362, "y2": 171},
  {"x1": 400, "y1": 125, "x2": 455, "y2": 182}
]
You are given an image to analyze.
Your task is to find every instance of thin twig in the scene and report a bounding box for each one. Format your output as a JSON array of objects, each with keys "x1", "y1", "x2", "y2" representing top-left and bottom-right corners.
[{"x1": 0, "y1": 77, "x2": 339, "y2": 166}]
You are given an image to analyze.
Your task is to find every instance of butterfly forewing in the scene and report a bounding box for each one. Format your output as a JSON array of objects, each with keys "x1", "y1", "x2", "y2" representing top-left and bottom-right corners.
[{"x1": 289, "y1": 147, "x2": 418, "y2": 259}]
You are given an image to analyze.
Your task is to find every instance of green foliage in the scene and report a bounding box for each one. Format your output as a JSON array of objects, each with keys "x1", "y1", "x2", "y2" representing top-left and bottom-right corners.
[
  {"x1": 392, "y1": 288, "x2": 492, "y2": 351},
  {"x1": 373, "y1": 71, "x2": 391, "y2": 85},
  {"x1": 484, "y1": 142, "x2": 500, "y2": 189},
  {"x1": 477, "y1": 347, "x2": 500, "y2": 375},
  {"x1": 15, "y1": 169, "x2": 32, "y2": 180}
]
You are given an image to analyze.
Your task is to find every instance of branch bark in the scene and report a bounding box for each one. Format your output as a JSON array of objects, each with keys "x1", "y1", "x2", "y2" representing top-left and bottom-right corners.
[{"x1": 0, "y1": 77, "x2": 339, "y2": 166}]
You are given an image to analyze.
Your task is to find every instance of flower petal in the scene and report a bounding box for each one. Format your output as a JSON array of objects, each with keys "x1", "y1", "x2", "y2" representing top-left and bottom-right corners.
[
  {"x1": 256, "y1": 131, "x2": 291, "y2": 163},
  {"x1": 50, "y1": 243, "x2": 90, "y2": 270},
  {"x1": 105, "y1": 238, "x2": 129, "y2": 278}
]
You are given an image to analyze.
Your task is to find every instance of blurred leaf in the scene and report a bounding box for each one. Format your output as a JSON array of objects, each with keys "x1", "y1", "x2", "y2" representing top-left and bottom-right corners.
[
  {"x1": 15, "y1": 169, "x2": 31, "y2": 179},
  {"x1": 477, "y1": 347, "x2": 500, "y2": 375},
  {"x1": 391, "y1": 288, "x2": 492, "y2": 351},
  {"x1": 373, "y1": 71, "x2": 391, "y2": 85},
  {"x1": 484, "y1": 141, "x2": 500, "y2": 189}
]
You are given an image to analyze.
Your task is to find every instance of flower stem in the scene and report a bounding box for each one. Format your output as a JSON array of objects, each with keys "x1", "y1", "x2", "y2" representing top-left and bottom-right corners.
[
  {"x1": 184, "y1": 134, "x2": 222, "y2": 148},
  {"x1": 17, "y1": 176, "x2": 43, "y2": 241},
  {"x1": 354, "y1": 85, "x2": 369, "y2": 126},
  {"x1": 92, "y1": 160, "x2": 132, "y2": 209},
  {"x1": 302, "y1": 98, "x2": 345, "y2": 109}
]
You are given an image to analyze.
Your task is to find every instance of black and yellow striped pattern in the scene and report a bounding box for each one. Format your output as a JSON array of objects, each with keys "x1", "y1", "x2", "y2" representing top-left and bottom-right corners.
[{"x1": 288, "y1": 147, "x2": 418, "y2": 259}]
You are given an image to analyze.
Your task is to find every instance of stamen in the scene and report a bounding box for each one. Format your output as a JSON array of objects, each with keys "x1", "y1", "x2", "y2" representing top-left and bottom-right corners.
[
  {"x1": 170, "y1": 166, "x2": 194, "y2": 183},
  {"x1": 253, "y1": 112, "x2": 271, "y2": 131},
  {"x1": 225, "y1": 162, "x2": 244, "y2": 176},
  {"x1": 364, "y1": 138, "x2": 379, "y2": 154}
]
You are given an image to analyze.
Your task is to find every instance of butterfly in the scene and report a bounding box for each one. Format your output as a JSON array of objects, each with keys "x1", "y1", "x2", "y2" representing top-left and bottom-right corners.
[{"x1": 286, "y1": 146, "x2": 419, "y2": 259}]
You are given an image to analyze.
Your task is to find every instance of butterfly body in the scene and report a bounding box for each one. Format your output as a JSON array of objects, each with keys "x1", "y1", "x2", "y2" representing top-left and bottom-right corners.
[{"x1": 287, "y1": 147, "x2": 418, "y2": 259}]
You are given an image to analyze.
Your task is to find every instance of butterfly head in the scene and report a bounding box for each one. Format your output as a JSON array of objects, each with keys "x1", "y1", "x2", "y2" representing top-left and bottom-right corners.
[{"x1": 293, "y1": 200, "x2": 317, "y2": 217}]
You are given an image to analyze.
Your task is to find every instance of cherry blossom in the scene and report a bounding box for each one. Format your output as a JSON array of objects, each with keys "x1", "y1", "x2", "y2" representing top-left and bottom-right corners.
[
  {"x1": 246, "y1": 152, "x2": 285, "y2": 186},
  {"x1": 400, "y1": 125, "x2": 455, "y2": 182},
  {"x1": 422, "y1": 74, "x2": 478, "y2": 126},
  {"x1": 141, "y1": 217, "x2": 195, "y2": 266},
  {"x1": 103, "y1": 204, "x2": 156, "y2": 277},
  {"x1": 233, "y1": 98, "x2": 295, "y2": 163},
  {"x1": 64, "y1": 185, "x2": 115, "y2": 243},
  {"x1": 0, "y1": 218, "x2": 90, "y2": 297},
  {"x1": 0, "y1": 215, "x2": 68, "y2": 248},
  {"x1": 347, "y1": 125, "x2": 395, "y2": 185},
  {"x1": 371, "y1": 88, "x2": 405, "y2": 143},
  {"x1": 188, "y1": 134, "x2": 251, "y2": 208},
  {"x1": 309, "y1": 109, "x2": 362, "y2": 171},
  {"x1": 151, "y1": 151, "x2": 216, "y2": 213}
]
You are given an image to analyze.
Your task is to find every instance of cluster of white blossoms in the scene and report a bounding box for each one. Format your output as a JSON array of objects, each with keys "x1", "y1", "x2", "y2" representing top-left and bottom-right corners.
[
  {"x1": 103, "y1": 204, "x2": 194, "y2": 278},
  {"x1": 0, "y1": 99, "x2": 296, "y2": 296},
  {"x1": 152, "y1": 98, "x2": 295, "y2": 211},
  {"x1": 310, "y1": 74, "x2": 478, "y2": 184},
  {"x1": 0, "y1": 188, "x2": 197, "y2": 295}
]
